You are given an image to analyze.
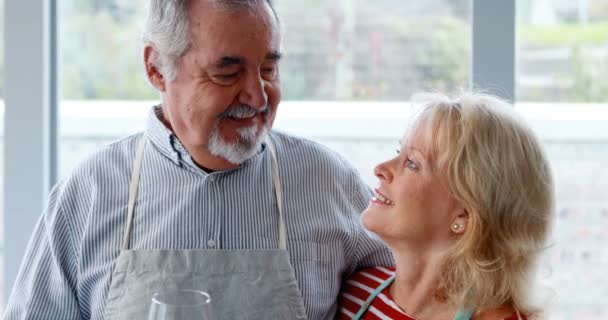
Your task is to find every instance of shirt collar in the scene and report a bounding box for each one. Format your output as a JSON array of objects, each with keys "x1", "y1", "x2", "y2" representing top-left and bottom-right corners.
[{"x1": 145, "y1": 105, "x2": 188, "y2": 167}]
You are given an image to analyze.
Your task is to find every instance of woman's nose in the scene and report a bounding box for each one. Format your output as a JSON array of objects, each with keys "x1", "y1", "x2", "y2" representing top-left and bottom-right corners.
[{"x1": 374, "y1": 160, "x2": 393, "y2": 183}]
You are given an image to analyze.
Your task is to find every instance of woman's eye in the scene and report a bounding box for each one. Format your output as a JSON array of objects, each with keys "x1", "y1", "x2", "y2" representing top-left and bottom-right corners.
[{"x1": 405, "y1": 158, "x2": 419, "y2": 170}]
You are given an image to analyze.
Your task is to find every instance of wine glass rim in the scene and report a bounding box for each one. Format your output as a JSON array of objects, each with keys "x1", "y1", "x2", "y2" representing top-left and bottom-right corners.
[{"x1": 151, "y1": 289, "x2": 211, "y2": 307}]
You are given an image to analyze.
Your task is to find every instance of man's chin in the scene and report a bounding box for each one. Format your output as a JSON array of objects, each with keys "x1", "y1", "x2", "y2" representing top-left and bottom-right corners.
[
  {"x1": 221, "y1": 125, "x2": 265, "y2": 144},
  {"x1": 207, "y1": 124, "x2": 269, "y2": 165}
]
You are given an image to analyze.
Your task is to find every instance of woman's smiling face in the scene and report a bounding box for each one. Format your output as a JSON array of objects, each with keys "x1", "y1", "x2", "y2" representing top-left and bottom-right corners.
[{"x1": 361, "y1": 124, "x2": 466, "y2": 249}]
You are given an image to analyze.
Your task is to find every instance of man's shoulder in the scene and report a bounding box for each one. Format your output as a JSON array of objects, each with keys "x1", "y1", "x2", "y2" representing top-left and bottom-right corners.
[
  {"x1": 270, "y1": 130, "x2": 353, "y2": 170},
  {"x1": 271, "y1": 130, "x2": 333, "y2": 152},
  {"x1": 64, "y1": 132, "x2": 142, "y2": 183},
  {"x1": 45, "y1": 133, "x2": 142, "y2": 224}
]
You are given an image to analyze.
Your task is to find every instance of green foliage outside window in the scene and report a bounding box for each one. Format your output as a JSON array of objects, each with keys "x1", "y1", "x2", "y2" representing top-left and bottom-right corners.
[
  {"x1": 519, "y1": 22, "x2": 608, "y2": 102},
  {"x1": 60, "y1": 8, "x2": 156, "y2": 100}
]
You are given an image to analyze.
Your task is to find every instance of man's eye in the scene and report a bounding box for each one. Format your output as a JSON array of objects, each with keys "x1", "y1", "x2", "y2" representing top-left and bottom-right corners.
[
  {"x1": 261, "y1": 67, "x2": 277, "y2": 79},
  {"x1": 217, "y1": 73, "x2": 238, "y2": 80},
  {"x1": 213, "y1": 73, "x2": 239, "y2": 85}
]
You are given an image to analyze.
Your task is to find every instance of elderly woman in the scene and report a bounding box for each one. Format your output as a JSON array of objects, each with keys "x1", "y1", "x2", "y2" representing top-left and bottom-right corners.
[{"x1": 339, "y1": 93, "x2": 554, "y2": 320}]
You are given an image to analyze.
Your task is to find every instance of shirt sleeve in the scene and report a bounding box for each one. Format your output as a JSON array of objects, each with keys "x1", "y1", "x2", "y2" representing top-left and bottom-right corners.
[
  {"x1": 3, "y1": 183, "x2": 82, "y2": 320},
  {"x1": 345, "y1": 170, "x2": 394, "y2": 276}
]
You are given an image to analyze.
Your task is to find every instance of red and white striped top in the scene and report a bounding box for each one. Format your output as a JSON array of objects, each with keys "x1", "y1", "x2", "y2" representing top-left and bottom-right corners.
[
  {"x1": 338, "y1": 266, "x2": 414, "y2": 320},
  {"x1": 338, "y1": 266, "x2": 527, "y2": 320}
]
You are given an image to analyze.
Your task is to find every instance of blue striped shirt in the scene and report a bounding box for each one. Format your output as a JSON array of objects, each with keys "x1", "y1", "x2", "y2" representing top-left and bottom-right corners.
[{"x1": 4, "y1": 107, "x2": 393, "y2": 320}]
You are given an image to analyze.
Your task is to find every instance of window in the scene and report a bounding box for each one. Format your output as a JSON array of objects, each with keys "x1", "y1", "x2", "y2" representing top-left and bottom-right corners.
[{"x1": 517, "y1": 0, "x2": 608, "y2": 318}]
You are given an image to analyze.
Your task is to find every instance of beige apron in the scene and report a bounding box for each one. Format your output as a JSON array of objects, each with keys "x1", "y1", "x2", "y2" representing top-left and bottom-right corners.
[{"x1": 104, "y1": 135, "x2": 308, "y2": 319}]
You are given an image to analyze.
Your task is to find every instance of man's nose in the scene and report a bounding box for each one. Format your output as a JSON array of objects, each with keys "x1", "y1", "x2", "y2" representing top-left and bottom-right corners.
[{"x1": 239, "y1": 72, "x2": 268, "y2": 109}]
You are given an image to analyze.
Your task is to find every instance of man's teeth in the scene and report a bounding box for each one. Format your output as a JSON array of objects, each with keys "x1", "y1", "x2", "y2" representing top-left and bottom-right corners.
[
  {"x1": 230, "y1": 111, "x2": 257, "y2": 119},
  {"x1": 374, "y1": 193, "x2": 393, "y2": 205}
]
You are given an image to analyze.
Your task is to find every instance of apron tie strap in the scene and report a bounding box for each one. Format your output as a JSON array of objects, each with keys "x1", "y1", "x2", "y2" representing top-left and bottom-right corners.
[{"x1": 122, "y1": 135, "x2": 147, "y2": 251}]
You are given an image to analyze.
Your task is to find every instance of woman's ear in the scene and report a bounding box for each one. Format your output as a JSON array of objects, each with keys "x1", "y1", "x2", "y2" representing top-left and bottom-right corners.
[
  {"x1": 144, "y1": 44, "x2": 166, "y2": 92},
  {"x1": 450, "y1": 209, "x2": 469, "y2": 234}
]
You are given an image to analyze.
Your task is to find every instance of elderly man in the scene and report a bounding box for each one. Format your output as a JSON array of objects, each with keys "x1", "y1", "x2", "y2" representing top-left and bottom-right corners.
[{"x1": 4, "y1": 1, "x2": 392, "y2": 319}]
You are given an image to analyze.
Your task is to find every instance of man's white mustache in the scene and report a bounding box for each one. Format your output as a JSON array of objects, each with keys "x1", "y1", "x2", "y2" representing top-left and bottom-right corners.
[{"x1": 218, "y1": 105, "x2": 270, "y2": 119}]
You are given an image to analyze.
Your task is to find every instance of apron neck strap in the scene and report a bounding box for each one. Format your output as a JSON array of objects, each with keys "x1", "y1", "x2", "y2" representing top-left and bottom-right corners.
[
  {"x1": 121, "y1": 134, "x2": 287, "y2": 251},
  {"x1": 352, "y1": 274, "x2": 395, "y2": 320},
  {"x1": 265, "y1": 136, "x2": 287, "y2": 251},
  {"x1": 122, "y1": 135, "x2": 147, "y2": 251},
  {"x1": 453, "y1": 309, "x2": 475, "y2": 320}
]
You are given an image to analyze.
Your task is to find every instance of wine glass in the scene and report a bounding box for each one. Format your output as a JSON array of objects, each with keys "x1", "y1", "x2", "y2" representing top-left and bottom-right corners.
[{"x1": 148, "y1": 289, "x2": 213, "y2": 320}]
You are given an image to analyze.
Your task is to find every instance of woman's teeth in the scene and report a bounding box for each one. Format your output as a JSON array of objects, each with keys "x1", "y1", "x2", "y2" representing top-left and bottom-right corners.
[{"x1": 373, "y1": 192, "x2": 393, "y2": 205}]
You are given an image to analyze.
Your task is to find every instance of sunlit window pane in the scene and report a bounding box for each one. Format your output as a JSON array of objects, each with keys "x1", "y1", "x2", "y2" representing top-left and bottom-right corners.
[
  {"x1": 60, "y1": 0, "x2": 152, "y2": 100},
  {"x1": 277, "y1": 0, "x2": 470, "y2": 100},
  {"x1": 517, "y1": 0, "x2": 608, "y2": 102}
]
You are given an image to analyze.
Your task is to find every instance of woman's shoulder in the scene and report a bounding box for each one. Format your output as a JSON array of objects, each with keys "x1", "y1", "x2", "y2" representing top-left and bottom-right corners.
[
  {"x1": 348, "y1": 266, "x2": 396, "y2": 284},
  {"x1": 339, "y1": 266, "x2": 406, "y2": 320},
  {"x1": 341, "y1": 266, "x2": 395, "y2": 303}
]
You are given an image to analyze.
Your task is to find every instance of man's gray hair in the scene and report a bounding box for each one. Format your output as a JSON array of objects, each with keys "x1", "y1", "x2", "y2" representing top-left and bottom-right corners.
[{"x1": 143, "y1": 0, "x2": 278, "y2": 82}]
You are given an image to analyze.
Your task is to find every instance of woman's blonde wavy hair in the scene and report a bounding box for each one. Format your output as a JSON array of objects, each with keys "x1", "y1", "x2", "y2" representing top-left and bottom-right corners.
[{"x1": 408, "y1": 92, "x2": 554, "y2": 317}]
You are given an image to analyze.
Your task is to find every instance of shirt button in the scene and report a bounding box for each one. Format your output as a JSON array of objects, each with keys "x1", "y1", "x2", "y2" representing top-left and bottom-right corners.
[{"x1": 207, "y1": 239, "x2": 216, "y2": 248}]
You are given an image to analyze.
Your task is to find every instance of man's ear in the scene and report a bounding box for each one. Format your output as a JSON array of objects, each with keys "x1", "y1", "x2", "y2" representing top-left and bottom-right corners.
[{"x1": 144, "y1": 44, "x2": 166, "y2": 92}]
